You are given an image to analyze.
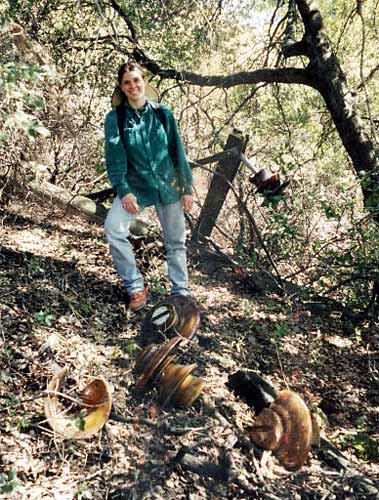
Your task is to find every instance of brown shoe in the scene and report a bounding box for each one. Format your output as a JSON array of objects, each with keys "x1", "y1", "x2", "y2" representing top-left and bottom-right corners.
[{"x1": 128, "y1": 288, "x2": 148, "y2": 312}]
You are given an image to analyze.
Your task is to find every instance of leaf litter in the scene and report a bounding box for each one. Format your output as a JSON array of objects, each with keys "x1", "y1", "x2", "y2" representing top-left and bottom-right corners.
[{"x1": 0, "y1": 198, "x2": 378, "y2": 499}]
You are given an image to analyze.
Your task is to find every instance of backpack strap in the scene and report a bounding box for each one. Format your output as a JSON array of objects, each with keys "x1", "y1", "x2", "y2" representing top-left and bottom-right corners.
[
  {"x1": 150, "y1": 101, "x2": 167, "y2": 133},
  {"x1": 116, "y1": 101, "x2": 167, "y2": 150},
  {"x1": 116, "y1": 104, "x2": 127, "y2": 148}
]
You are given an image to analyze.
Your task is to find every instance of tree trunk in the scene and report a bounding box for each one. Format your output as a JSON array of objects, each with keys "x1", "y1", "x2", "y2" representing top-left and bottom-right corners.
[
  {"x1": 314, "y1": 71, "x2": 379, "y2": 215},
  {"x1": 291, "y1": 0, "x2": 379, "y2": 218}
]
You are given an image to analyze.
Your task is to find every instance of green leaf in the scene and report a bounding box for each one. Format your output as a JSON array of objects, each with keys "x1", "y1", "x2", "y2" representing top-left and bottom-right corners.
[
  {"x1": 34, "y1": 311, "x2": 55, "y2": 326},
  {"x1": 0, "y1": 469, "x2": 19, "y2": 494},
  {"x1": 0, "y1": 132, "x2": 8, "y2": 145},
  {"x1": 76, "y1": 409, "x2": 88, "y2": 431},
  {"x1": 0, "y1": 16, "x2": 9, "y2": 33}
]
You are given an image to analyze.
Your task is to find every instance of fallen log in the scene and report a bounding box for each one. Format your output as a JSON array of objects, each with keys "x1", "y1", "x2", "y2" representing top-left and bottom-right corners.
[
  {"x1": 27, "y1": 180, "x2": 153, "y2": 237},
  {"x1": 29, "y1": 180, "x2": 107, "y2": 224},
  {"x1": 173, "y1": 446, "x2": 234, "y2": 482}
]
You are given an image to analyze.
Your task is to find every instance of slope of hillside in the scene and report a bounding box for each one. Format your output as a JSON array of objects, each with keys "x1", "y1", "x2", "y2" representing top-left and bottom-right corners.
[{"x1": 0, "y1": 195, "x2": 378, "y2": 499}]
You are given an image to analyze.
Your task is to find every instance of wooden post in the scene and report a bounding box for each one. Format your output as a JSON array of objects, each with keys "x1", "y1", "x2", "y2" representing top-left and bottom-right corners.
[{"x1": 192, "y1": 129, "x2": 245, "y2": 241}]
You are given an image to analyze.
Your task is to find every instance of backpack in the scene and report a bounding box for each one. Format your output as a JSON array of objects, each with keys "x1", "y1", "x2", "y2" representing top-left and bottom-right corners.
[{"x1": 116, "y1": 101, "x2": 167, "y2": 149}]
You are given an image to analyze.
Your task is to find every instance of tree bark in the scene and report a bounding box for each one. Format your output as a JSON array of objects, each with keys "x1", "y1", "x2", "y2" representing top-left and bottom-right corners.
[
  {"x1": 291, "y1": 0, "x2": 379, "y2": 218},
  {"x1": 192, "y1": 130, "x2": 246, "y2": 241}
]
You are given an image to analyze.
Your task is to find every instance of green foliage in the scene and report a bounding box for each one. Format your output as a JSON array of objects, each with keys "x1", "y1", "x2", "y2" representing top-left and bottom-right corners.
[
  {"x1": 17, "y1": 416, "x2": 32, "y2": 431},
  {"x1": 76, "y1": 409, "x2": 87, "y2": 431},
  {"x1": 123, "y1": 340, "x2": 139, "y2": 356},
  {"x1": 76, "y1": 483, "x2": 93, "y2": 500},
  {"x1": 0, "y1": 18, "x2": 52, "y2": 144},
  {"x1": 26, "y1": 256, "x2": 44, "y2": 276},
  {"x1": 2, "y1": 395, "x2": 19, "y2": 418},
  {"x1": 79, "y1": 300, "x2": 92, "y2": 317},
  {"x1": 146, "y1": 276, "x2": 167, "y2": 295},
  {"x1": 337, "y1": 417, "x2": 379, "y2": 461},
  {"x1": 271, "y1": 321, "x2": 290, "y2": 340},
  {"x1": 34, "y1": 310, "x2": 55, "y2": 326},
  {"x1": 0, "y1": 469, "x2": 19, "y2": 495}
]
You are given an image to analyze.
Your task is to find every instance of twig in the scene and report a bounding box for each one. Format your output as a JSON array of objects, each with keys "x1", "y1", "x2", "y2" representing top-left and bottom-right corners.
[
  {"x1": 46, "y1": 390, "x2": 108, "y2": 409},
  {"x1": 109, "y1": 0, "x2": 139, "y2": 43},
  {"x1": 110, "y1": 411, "x2": 207, "y2": 436},
  {"x1": 357, "y1": 1, "x2": 379, "y2": 144},
  {"x1": 274, "y1": 344, "x2": 290, "y2": 390},
  {"x1": 76, "y1": 171, "x2": 107, "y2": 189},
  {"x1": 0, "y1": 289, "x2": 18, "y2": 298}
]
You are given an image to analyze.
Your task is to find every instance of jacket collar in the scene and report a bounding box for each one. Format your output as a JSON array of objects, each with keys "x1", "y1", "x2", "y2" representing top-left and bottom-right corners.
[{"x1": 124, "y1": 98, "x2": 151, "y2": 114}]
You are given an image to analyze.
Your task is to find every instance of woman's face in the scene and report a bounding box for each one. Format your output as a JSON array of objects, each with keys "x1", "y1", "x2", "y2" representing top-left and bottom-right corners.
[{"x1": 120, "y1": 69, "x2": 146, "y2": 105}]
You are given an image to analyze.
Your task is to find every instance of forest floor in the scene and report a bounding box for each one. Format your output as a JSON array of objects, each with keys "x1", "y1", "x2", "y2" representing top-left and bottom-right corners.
[{"x1": 0, "y1": 194, "x2": 378, "y2": 500}]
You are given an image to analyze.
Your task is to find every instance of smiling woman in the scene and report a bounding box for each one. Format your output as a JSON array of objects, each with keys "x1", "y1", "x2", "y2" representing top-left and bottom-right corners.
[
  {"x1": 119, "y1": 62, "x2": 147, "y2": 109},
  {"x1": 103, "y1": 61, "x2": 194, "y2": 311}
]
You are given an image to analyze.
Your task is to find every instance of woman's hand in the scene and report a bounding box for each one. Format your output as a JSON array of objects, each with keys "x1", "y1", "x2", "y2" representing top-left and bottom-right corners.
[
  {"x1": 181, "y1": 194, "x2": 193, "y2": 213},
  {"x1": 121, "y1": 193, "x2": 139, "y2": 214}
]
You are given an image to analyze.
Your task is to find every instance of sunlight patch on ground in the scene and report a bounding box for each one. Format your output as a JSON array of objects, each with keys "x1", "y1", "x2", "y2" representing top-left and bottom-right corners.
[
  {"x1": 327, "y1": 336, "x2": 354, "y2": 349},
  {"x1": 11, "y1": 228, "x2": 57, "y2": 254}
]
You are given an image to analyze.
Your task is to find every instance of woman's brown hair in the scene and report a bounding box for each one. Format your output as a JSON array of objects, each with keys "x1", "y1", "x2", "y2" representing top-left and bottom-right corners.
[{"x1": 117, "y1": 61, "x2": 146, "y2": 84}]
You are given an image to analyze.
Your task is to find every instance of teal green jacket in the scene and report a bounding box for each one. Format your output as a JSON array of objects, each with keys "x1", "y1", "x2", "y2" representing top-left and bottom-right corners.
[{"x1": 104, "y1": 100, "x2": 192, "y2": 206}]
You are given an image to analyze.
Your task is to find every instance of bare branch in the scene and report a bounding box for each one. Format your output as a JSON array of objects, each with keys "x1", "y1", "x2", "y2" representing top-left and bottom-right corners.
[
  {"x1": 357, "y1": 61, "x2": 379, "y2": 90},
  {"x1": 109, "y1": 0, "x2": 139, "y2": 44},
  {"x1": 131, "y1": 47, "x2": 314, "y2": 88}
]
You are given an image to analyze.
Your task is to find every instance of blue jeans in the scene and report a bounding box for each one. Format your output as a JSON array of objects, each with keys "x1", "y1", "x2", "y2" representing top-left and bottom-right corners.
[{"x1": 104, "y1": 197, "x2": 189, "y2": 295}]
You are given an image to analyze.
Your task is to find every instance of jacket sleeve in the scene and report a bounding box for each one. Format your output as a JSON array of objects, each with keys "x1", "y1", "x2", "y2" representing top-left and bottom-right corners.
[
  {"x1": 164, "y1": 106, "x2": 193, "y2": 196},
  {"x1": 104, "y1": 109, "x2": 132, "y2": 199}
]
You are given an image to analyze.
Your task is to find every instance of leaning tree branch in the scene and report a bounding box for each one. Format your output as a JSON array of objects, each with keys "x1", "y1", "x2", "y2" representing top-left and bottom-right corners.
[
  {"x1": 109, "y1": 0, "x2": 139, "y2": 44},
  {"x1": 357, "y1": 61, "x2": 379, "y2": 90},
  {"x1": 132, "y1": 47, "x2": 314, "y2": 88}
]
